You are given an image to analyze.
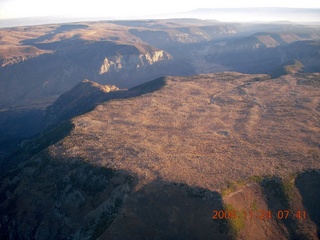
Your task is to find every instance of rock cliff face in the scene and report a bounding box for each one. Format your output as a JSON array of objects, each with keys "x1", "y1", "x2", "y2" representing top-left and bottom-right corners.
[
  {"x1": 0, "y1": 46, "x2": 53, "y2": 67},
  {"x1": 208, "y1": 32, "x2": 320, "y2": 54},
  {"x1": 0, "y1": 40, "x2": 173, "y2": 108},
  {"x1": 127, "y1": 22, "x2": 238, "y2": 48},
  {"x1": 206, "y1": 38, "x2": 320, "y2": 74},
  {"x1": 42, "y1": 80, "x2": 121, "y2": 127},
  {"x1": 99, "y1": 50, "x2": 172, "y2": 74},
  {"x1": 1, "y1": 20, "x2": 319, "y2": 110}
]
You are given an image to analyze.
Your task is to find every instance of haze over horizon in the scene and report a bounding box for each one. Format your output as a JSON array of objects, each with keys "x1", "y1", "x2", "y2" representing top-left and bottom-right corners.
[{"x1": 0, "y1": 0, "x2": 320, "y2": 23}]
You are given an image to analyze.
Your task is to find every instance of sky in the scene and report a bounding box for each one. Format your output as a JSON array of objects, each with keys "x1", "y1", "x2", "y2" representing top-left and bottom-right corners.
[{"x1": 0, "y1": 0, "x2": 320, "y2": 20}]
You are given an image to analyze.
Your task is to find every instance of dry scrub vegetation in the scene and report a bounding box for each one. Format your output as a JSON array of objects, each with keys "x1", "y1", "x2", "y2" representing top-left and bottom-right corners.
[
  {"x1": 2, "y1": 72, "x2": 320, "y2": 239},
  {"x1": 0, "y1": 22, "x2": 142, "y2": 67},
  {"x1": 49, "y1": 72, "x2": 320, "y2": 191}
]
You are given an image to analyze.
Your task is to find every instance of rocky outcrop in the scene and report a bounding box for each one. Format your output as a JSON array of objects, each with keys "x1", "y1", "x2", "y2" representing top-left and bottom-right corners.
[
  {"x1": 0, "y1": 46, "x2": 53, "y2": 67},
  {"x1": 129, "y1": 24, "x2": 238, "y2": 48},
  {"x1": 205, "y1": 38, "x2": 320, "y2": 74},
  {"x1": 99, "y1": 50, "x2": 172, "y2": 74},
  {"x1": 0, "y1": 39, "x2": 173, "y2": 108},
  {"x1": 208, "y1": 32, "x2": 320, "y2": 55},
  {"x1": 42, "y1": 80, "x2": 121, "y2": 127}
]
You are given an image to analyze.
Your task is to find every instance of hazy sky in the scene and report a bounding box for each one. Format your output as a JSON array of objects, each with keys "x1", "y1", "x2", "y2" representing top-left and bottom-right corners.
[{"x1": 0, "y1": 0, "x2": 319, "y2": 19}]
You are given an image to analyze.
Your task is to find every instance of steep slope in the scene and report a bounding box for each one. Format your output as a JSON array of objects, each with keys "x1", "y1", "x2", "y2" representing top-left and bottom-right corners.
[
  {"x1": 223, "y1": 31, "x2": 320, "y2": 50},
  {"x1": 42, "y1": 79, "x2": 120, "y2": 127},
  {"x1": 1, "y1": 20, "x2": 320, "y2": 110},
  {"x1": 206, "y1": 38, "x2": 320, "y2": 74},
  {"x1": 0, "y1": 78, "x2": 117, "y2": 170},
  {"x1": 128, "y1": 22, "x2": 238, "y2": 48},
  {"x1": 270, "y1": 60, "x2": 304, "y2": 78},
  {"x1": 45, "y1": 72, "x2": 320, "y2": 189},
  {"x1": 0, "y1": 19, "x2": 239, "y2": 110},
  {"x1": 221, "y1": 172, "x2": 320, "y2": 239},
  {"x1": 42, "y1": 77, "x2": 169, "y2": 128},
  {"x1": 1, "y1": 72, "x2": 319, "y2": 239},
  {"x1": 0, "y1": 23, "x2": 174, "y2": 109}
]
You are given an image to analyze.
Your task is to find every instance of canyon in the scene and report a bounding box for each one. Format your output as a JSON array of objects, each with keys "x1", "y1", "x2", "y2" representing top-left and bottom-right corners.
[{"x1": 0, "y1": 18, "x2": 319, "y2": 239}]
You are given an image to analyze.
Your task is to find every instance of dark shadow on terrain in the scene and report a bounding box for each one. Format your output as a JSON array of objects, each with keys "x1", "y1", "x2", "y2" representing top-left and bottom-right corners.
[
  {"x1": 261, "y1": 177, "x2": 302, "y2": 239},
  {"x1": 205, "y1": 40, "x2": 320, "y2": 74},
  {"x1": 0, "y1": 38, "x2": 176, "y2": 106},
  {"x1": 0, "y1": 161, "x2": 232, "y2": 240},
  {"x1": 0, "y1": 77, "x2": 167, "y2": 175},
  {"x1": 128, "y1": 76, "x2": 167, "y2": 96},
  {"x1": 0, "y1": 120, "x2": 73, "y2": 176},
  {"x1": 295, "y1": 170, "x2": 320, "y2": 237},
  {"x1": 0, "y1": 109, "x2": 44, "y2": 154},
  {"x1": 21, "y1": 121, "x2": 74, "y2": 156},
  {"x1": 0, "y1": 109, "x2": 45, "y2": 174},
  {"x1": 0, "y1": 148, "x2": 232, "y2": 239},
  {"x1": 43, "y1": 77, "x2": 167, "y2": 127},
  {"x1": 100, "y1": 180, "x2": 231, "y2": 240},
  {"x1": 0, "y1": 109, "x2": 44, "y2": 140},
  {"x1": 0, "y1": 156, "x2": 135, "y2": 240}
]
